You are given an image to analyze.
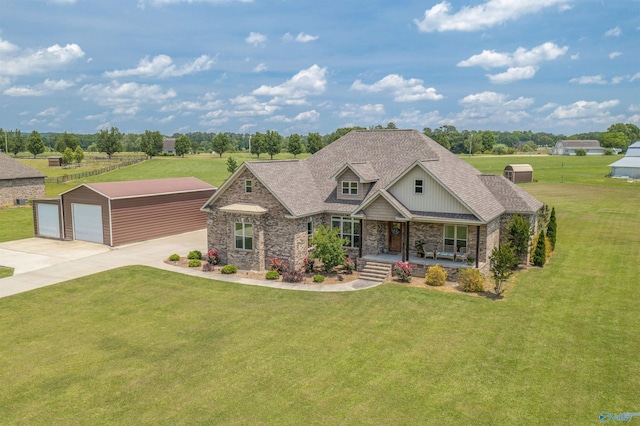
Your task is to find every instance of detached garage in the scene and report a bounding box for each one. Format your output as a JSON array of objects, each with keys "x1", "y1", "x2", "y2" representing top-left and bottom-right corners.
[{"x1": 34, "y1": 177, "x2": 216, "y2": 246}]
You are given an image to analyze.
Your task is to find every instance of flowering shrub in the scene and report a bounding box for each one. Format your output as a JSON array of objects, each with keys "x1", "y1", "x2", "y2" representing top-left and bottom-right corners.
[
  {"x1": 202, "y1": 263, "x2": 214, "y2": 272},
  {"x1": 425, "y1": 264, "x2": 447, "y2": 286},
  {"x1": 303, "y1": 257, "x2": 315, "y2": 273},
  {"x1": 206, "y1": 249, "x2": 219, "y2": 265},
  {"x1": 343, "y1": 257, "x2": 356, "y2": 274},
  {"x1": 282, "y1": 269, "x2": 305, "y2": 283},
  {"x1": 270, "y1": 257, "x2": 287, "y2": 274},
  {"x1": 393, "y1": 261, "x2": 413, "y2": 283}
]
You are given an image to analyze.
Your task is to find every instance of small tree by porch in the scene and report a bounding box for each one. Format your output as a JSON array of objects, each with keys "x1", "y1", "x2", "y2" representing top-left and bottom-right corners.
[{"x1": 309, "y1": 225, "x2": 349, "y2": 273}]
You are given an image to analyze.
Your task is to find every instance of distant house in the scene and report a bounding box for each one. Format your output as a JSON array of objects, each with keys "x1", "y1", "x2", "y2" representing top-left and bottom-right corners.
[
  {"x1": 162, "y1": 138, "x2": 176, "y2": 154},
  {"x1": 609, "y1": 141, "x2": 640, "y2": 179},
  {"x1": 504, "y1": 164, "x2": 533, "y2": 183},
  {"x1": 201, "y1": 130, "x2": 543, "y2": 276},
  {"x1": 550, "y1": 140, "x2": 605, "y2": 155},
  {"x1": 0, "y1": 154, "x2": 46, "y2": 205}
]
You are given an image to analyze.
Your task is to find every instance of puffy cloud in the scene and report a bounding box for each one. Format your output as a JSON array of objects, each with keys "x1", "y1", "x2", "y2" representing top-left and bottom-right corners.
[
  {"x1": 2, "y1": 78, "x2": 75, "y2": 96},
  {"x1": 79, "y1": 81, "x2": 177, "y2": 115},
  {"x1": 604, "y1": 26, "x2": 622, "y2": 37},
  {"x1": 414, "y1": 0, "x2": 569, "y2": 32},
  {"x1": 458, "y1": 42, "x2": 568, "y2": 69},
  {"x1": 295, "y1": 32, "x2": 319, "y2": 43},
  {"x1": 266, "y1": 110, "x2": 320, "y2": 123},
  {"x1": 228, "y1": 94, "x2": 280, "y2": 116},
  {"x1": 252, "y1": 64, "x2": 327, "y2": 103},
  {"x1": 487, "y1": 66, "x2": 538, "y2": 84},
  {"x1": 105, "y1": 54, "x2": 214, "y2": 79},
  {"x1": 350, "y1": 74, "x2": 443, "y2": 102},
  {"x1": 0, "y1": 41, "x2": 84, "y2": 76},
  {"x1": 546, "y1": 99, "x2": 619, "y2": 120},
  {"x1": 246, "y1": 32, "x2": 267, "y2": 47},
  {"x1": 609, "y1": 52, "x2": 622, "y2": 59},
  {"x1": 338, "y1": 103, "x2": 385, "y2": 119},
  {"x1": 253, "y1": 63, "x2": 267, "y2": 72},
  {"x1": 455, "y1": 91, "x2": 534, "y2": 124},
  {"x1": 391, "y1": 109, "x2": 444, "y2": 128},
  {"x1": 3, "y1": 86, "x2": 47, "y2": 97},
  {"x1": 43, "y1": 78, "x2": 75, "y2": 90}
]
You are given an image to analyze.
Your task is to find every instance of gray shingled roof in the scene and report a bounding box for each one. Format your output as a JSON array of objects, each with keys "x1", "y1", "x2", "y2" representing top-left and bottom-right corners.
[
  {"x1": 0, "y1": 154, "x2": 46, "y2": 180},
  {"x1": 559, "y1": 140, "x2": 602, "y2": 149},
  {"x1": 206, "y1": 129, "x2": 543, "y2": 222}
]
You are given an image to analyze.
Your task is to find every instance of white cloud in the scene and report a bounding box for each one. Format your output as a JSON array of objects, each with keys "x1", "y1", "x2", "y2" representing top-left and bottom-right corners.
[
  {"x1": 338, "y1": 103, "x2": 385, "y2": 119},
  {"x1": 246, "y1": 32, "x2": 267, "y2": 47},
  {"x1": 351, "y1": 74, "x2": 443, "y2": 102},
  {"x1": 546, "y1": 99, "x2": 620, "y2": 121},
  {"x1": 570, "y1": 53, "x2": 580, "y2": 60},
  {"x1": 295, "y1": 32, "x2": 319, "y2": 43},
  {"x1": 228, "y1": 94, "x2": 280, "y2": 116},
  {"x1": 266, "y1": 110, "x2": 320, "y2": 123},
  {"x1": 3, "y1": 86, "x2": 47, "y2": 97},
  {"x1": 105, "y1": 54, "x2": 214, "y2": 79},
  {"x1": 159, "y1": 98, "x2": 224, "y2": 112},
  {"x1": 43, "y1": 78, "x2": 75, "y2": 90},
  {"x1": 252, "y1": 64, "x2": 327, "y2": 103},
  {"x1": 37, "y1": 107, "x2": 60, "y2": 116},
  {"x1": 414, "y1": 0, "x2": 569, "y2": 32},
  {"x1": 569, "y1": 75, "x2": 607, "y2": 85},
  {"x1": 455, "y1": 91, "x2": 534, "y2": 124},
  {"x1": 604, "y1": 26, "x2": 622, "y2": 37},
  {"x1": 79, "y1": 81, "x2": 177, "y2": 115},
  {"x1": 609, "y1": 52, "x2": 622, "y2": 59},
  {"x1": 487, "y1": 66, "x2": 538, "y2": 83},
  {"x1": 458, "y1": 42, "x2": 568, "y2": 69},
  {"x1": 253, "y1": 63, "x2": 267, "y2": 72},
  {"x1": 392, "y1": 109, "x2": 444, "y2": 128},
  {"x1": 0, "y1": 41, "x2": 84, "y2": 76}
]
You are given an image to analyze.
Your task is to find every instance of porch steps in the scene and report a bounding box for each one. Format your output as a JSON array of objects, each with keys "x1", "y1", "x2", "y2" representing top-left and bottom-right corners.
[{"x1": 359, "y1": 261, "x2": 391, "y2": 282}]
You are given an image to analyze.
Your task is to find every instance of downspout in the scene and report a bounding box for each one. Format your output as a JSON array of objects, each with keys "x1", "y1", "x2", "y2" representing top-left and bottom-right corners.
[
  {"x1": 403, "y1": 222, "x2": 409, "y2": 262},
  {"x1": 475, "y1": 225, "x2": 480, "y2": 269},
  {"x1": 358, "y1": 219, "x2": 363, "y2": 259}
]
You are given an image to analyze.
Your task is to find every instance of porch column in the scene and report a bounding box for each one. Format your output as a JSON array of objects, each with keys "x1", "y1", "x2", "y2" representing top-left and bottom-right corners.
[
  {"x1": 402, "y1": 221, "x2": 409, "y2": 262},
  {"x1": 358, "y1": 219, "x2": 363, "y2": 259},
  {"x1": 475, "y1": 225, "x2": 480, "y2": 269}
]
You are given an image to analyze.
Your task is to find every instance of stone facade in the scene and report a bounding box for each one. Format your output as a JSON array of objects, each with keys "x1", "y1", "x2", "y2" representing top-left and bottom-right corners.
[{"x1": 0, "y1": 177, "x2": 45, "y2": 206}]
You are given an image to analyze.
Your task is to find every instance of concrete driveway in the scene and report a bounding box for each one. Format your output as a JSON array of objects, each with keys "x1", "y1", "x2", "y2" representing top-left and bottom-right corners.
[{"x1": 0, "y1": 230, "x2": 207, "y2": 299}]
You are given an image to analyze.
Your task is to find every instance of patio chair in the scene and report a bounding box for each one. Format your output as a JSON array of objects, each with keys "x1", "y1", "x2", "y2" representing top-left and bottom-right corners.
[
  {"x1": 435, "y1": 244, "x2": 455, "y2": 261},
  {"x1": 455, "y1": 247, "x2": 468, "y2": 263},
  {"x1": 427, "y1": 243, "x2": 438, "y2": 259}
]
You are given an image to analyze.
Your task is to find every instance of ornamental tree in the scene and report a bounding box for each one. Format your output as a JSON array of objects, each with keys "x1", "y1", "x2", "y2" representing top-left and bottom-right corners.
[
  {"x1": 287, "y1": 133, "x2": 303, "y2": 158},
  {"x1": 264, "y1": 130, "x2": 282, "y2": 160},
  {"x1": 532, "y1": 229, "x2": 547, "y2": 267},
  {"x1": 309, "y1": 225, "x2": 348, "y2": 273},
  {"x1": 140, "y1": 130, "x2": 163, "y2": 158},
  {"x1": 212, "y1": 132, "x2": 230, "y2": 158},
  {"x1": 175, "y1": 134, "x2": 191, "y2": 157},
  {"x1": 489, "y1": 242, "x2": 516, "y2": 297},
  {"x1": 306, "y1": 132, "x2": 323, "y2": 154}
]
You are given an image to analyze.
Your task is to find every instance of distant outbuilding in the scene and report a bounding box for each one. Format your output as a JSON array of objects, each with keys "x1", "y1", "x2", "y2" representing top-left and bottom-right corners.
[
  {"x1": 48, "y1": 156, "x2": 64, "y2": 167},
  {"x1": 503, "y1": 164, "x2": 533, "y2": 183},
  {"x1": 609, "y1": 141, "x2": 640, "y2": 179},
  {"x1": 550, "y1": 140, "x2": 605, "y2": 155}
]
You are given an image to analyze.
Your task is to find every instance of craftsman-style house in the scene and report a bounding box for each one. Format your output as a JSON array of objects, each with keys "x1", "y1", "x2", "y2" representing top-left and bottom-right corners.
[{"x1": 201, "y1": 130, "x2": 543, "y2": 275}]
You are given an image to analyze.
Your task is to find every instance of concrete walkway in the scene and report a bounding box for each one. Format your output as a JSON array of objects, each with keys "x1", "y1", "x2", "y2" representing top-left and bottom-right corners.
[{"x1": 0, "y1": 230, "x2": 382, "y2": 299}]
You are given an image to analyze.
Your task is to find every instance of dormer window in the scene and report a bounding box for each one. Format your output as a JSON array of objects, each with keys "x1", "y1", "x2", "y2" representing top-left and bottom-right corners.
[
  {"x1": 414, "y1": 179, "x2": 424, "y2": 194},
  {"x1": 245, "y1": 179, "x2": 252, "y2": 193},
  {"x1": 342, "y1": 181, "x2": 358, "y2": 195}
]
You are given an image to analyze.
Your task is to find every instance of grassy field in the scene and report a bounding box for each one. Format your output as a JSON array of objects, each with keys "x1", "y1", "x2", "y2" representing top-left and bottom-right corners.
[{"x1": 0, "y1": 153, "x2": 638, "y2": 423}]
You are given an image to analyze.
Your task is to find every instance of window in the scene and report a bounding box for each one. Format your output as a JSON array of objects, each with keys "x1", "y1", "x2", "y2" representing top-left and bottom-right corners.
[
  {"x1": 444, "y1": 225, "x2": 467, "y2": 250},
  {"x1": 235, "y1": 222, "x2": 253, "y2": 250},
  {"x1": 245, "y1": 179, "x2": 252, "y2": 193},
  {"x1": 331, "y1": 216, "x2": 361, "y2": 248},
  {"x1": 414, "y1": 179, "x2": 424, "y2": 194},
  {"x1": 341, "y1": 181, "x2": 358, "y2": 195},
  {"x1": 307, "y1": 220, "x2": 314, "y2": 246}
]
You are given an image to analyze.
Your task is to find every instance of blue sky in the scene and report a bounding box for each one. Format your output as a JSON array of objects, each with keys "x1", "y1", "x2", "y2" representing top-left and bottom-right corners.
[{"x1": 0, "y1": 0, "x2": 638, "y2": 136}]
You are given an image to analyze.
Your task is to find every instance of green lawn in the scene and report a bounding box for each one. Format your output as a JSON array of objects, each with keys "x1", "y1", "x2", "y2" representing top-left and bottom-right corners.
[
  {"x1": 0, "y1": 266, "x2": 13, "y2": 278},
  {"x1": 0, "y1": 206, "x2": 34, "y2": 242},
  {"x1": 1, "y1": 174, "x2": 639, "y2": 423}
]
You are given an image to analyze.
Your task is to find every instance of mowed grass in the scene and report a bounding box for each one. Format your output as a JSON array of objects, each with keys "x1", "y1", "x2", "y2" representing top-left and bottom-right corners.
[
  {"x1": 0, "y1": 206, "x2": 34, "y2": 242},
  {"x1": 0, "y1": 178, "x2": 639, "y2": 423}
]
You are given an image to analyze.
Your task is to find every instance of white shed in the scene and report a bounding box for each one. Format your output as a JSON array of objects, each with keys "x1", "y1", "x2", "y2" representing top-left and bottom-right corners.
[{"x1": 609, "y1": 142, "x2": 640, "y2": 179}]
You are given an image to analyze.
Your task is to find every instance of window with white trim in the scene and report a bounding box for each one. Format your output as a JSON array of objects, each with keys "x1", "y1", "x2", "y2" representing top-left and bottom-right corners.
[
  {"x1": 414, "y1": 179, "x2": 424, "y2": 194},
  {"x1": 235, "y1": 222, "x2": 253, "y2": 250},
  {"x1": 341, "y1": 181, "x2": 358, "y2": 195},
  {"x1": 444, "y1": 225, "x2": 467, "y2": 250},
  {"x1": 331, "y1": 216, "x2": 361, "y2": 248},
  {"x1": 245, "y1": 179, "x2": 252, "y2": 193}
]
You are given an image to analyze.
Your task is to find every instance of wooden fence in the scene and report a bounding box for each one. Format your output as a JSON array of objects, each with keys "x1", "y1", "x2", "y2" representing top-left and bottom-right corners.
[{"x1": 44, "y1": 157, "x2": 146, "y2": 183}]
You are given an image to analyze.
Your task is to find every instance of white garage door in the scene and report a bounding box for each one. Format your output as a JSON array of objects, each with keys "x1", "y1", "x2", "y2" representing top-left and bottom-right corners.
[
  {"x1": 72, "y1": 203, "x2": 104, "y2": 243},
  {"x1": 37, "y1": 203, "x2": 60, "y2": 238}
]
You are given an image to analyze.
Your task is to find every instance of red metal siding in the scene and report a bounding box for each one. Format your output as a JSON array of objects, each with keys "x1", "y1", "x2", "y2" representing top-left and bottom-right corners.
[{"x1": 110, "y1": 189, "x2": 215, "y2": 246}]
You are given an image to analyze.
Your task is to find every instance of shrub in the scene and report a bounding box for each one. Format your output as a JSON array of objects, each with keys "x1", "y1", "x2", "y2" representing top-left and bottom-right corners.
[
  {"x1": 490, "y1": 243, "x2": 516, "y2": 296},
  {"x1": 206, "y1": 249, "x2": 219, "y2": 265},
  {"x1": 547, "y1": 207, "x2": 557, "y2": 250},
  {"x1": 313, "y1": 274, "x2": 325, "y2": 283},
  {"x1": 188, "y1": 250, "x2": 202, "y2": 260},
  {"x1": 188, "y1": 259, "x2": 201, "y2": 268},
  {"x1": 309, "y1": 225, "x2": 348, "y2": 272},
  {"x1": 202, "y1": 263, "x2": 214, "y2": 272},
  {"x1": 575, "y1": 149, "x2": 587, "y2": 156},
  {"x1": 270, "y1": 257, "x2": 287, "y2": 274},
  {"x1": 425, "y1": 264, "x2": 447, "y2": 286},
  {"x1": 221, "y1": 265, "x2": 238, "y2": 274},
  {"x1": 458, "y1": 268, "x2": 486, "y2": 292},
  {"x1": 168, "y1": 253, "x2": 180, "y2": 262},
  {"x1": 393, "y1": 261, "x2": 413, "y2": 283},
  {"x1": 532, "y1": 229, "x2": 547, "y2": 267},
  {"x1": 343, "y1": 257, "x2": 356, "y2": 274},
  {"x1": 303, "y1": 257, "x2": 315, "y2": 273},
  {"x1": 265, "y1": 270, "x2": 280, "y2": 280},
  {"x1": 282, "y1": 268, "x2": 304, "y2": 283}
]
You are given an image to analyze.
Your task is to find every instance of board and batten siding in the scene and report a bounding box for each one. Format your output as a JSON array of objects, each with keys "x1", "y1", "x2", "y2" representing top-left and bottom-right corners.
[
  {"x1": 61, "y1": 186, "x2": 111, "y2": 245},
  {"x1": 110, "y1": 190, "x2": 214, "y2": 246},
  {"x1": 363, "y1": 196, "x2": 401, "y2": 221},
  {"x1": 336, "y1": 169, "x2": 366, "y2": 201},
  {"x1": 389, "y1": 167, "x2": 472, "y2": 215}
]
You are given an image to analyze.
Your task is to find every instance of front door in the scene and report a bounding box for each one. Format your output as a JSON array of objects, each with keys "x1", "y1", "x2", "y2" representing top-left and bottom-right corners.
[{"x1": 388, "y1": 222, "x2": 402, "y2": 252}]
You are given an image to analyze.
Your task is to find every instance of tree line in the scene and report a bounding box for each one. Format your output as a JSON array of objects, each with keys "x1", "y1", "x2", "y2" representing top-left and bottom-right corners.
[{"x1": 1, "y1": 122, "x2": 638, "y2": 159}]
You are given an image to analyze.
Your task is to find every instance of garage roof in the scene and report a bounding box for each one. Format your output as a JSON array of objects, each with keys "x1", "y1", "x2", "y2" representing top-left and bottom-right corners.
[{"x1": 63, "y1": 177, "x2": 215, "y2": 199}]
